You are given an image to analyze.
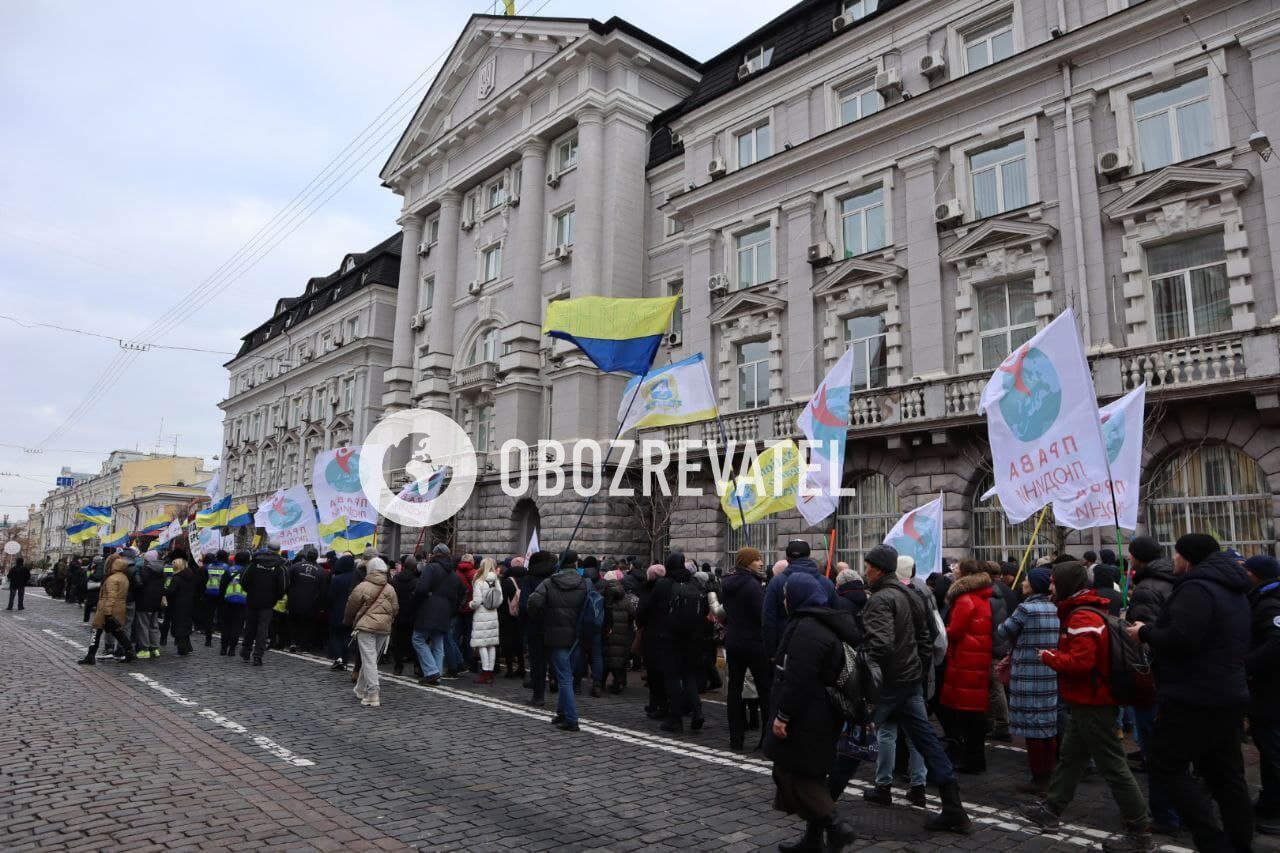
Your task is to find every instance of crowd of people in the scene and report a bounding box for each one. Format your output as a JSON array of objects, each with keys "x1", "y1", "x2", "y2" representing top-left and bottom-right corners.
[{"x1": 27, "y1": 530, "x2": 1278, "y2": 853}]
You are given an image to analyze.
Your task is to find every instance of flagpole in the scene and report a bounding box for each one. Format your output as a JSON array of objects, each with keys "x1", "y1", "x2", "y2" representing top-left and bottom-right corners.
[{"x1": 1013, "y1": 505, "x2": 1051, "y2": 590}]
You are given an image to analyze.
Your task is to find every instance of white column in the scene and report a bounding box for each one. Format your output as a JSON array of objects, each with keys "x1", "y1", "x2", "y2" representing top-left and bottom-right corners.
[
  {"x1": 1239, "y1": 22, "x2": 1280, "y2": 323},
  {"x1": 783, "y1": 193, "x2": 818, "y2": 396},
  {"x1": 900, "y1": 148, "x2": 947, "y2": 378},
  {"x1": 418, "y1": 192, "x2": 462, "y2": 411},
  {"x1": 383, "y1": 214, "x2": 423, "y2": 412},
  {"x1": 572, "y1": 108, "x2": 605, "y2": 295}
]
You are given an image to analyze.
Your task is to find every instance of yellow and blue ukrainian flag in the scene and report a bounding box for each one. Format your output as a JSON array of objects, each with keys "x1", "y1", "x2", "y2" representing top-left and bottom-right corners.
[
  {"x1": 141, "y1": 514, "x2": 171, "y2": 534},
  {"x1": 75, "y1": 505, "x2": 113, "y2": 525},
  {"x1": 543, "y1": 295, "x2": 679, "y2": 375},
  {"x1": 101, "y1": 529, "x2": 130, "y2": 549},
  {"x1": 226, "y1": 503, "x2": 253, "y2": 527},
  {"x1": 67, "y1": 520, "x2": 100, "y2": 544},
  {"x1": 196, "y1": 495, "x2": 232, "y2": 528}
]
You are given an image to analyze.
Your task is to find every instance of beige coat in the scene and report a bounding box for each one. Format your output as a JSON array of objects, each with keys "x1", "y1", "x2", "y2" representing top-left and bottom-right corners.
[
  {"x1": 91, "y1": 557, "x2": 130, "y2": 630},
  {"x1": 344, "y1": 573, "x2": 398, "y2": 635}
]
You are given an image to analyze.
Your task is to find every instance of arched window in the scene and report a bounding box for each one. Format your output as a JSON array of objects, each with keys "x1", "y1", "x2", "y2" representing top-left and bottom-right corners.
[
  {"x1": 836, "y1": 473, "x2": 899, "y2": 570},
  {"x1": 1146, "y1": 444, "x2": 1273, "y2": 553},
  {"x1": 467, "y1": 327, "x2": 498, "y2": 366},
  {"x1": 972, "y1": 471, "x2": 1054, "y2": 564}
]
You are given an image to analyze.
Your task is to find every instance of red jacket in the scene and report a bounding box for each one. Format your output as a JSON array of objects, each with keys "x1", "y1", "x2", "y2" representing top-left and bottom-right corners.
[
  {"x1": 1042, "y1": 590, "x2": 1114, "y2": 706},
  {"x1": 940, "y1": 573, "x2": 994, "y2": 712},
  {"x1": 455, "y1": 562, "x2": 476, "y2": 615}
]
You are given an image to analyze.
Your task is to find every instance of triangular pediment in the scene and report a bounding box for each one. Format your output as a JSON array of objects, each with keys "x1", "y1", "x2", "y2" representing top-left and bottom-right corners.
[
  {"x1": 941, "y1": 219, "x2": 1057, "y2": 264},
  {"x1": 709, "y1": 290, "x2": 786, "y2": 325},
  {"x1": 814, "y1": 257, "x2": 904, "y2": 295},
  {"x1": 381, "y1": 16, "x2": 591, "y2": 183},
  {"x1": 1103, "y1": 165, "x2": 1252, "y2": 220}
]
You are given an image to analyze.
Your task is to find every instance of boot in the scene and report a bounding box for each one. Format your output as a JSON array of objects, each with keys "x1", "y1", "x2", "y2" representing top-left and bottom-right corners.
[
  {"x1": 823, "y1": 815, "x2": 857, "y2": 852},
  {"x1": 205, "y1": 636, "x2": 212, "y2": 647},
  {"x1": 777, "y1": 819, "x2": 823, "y2": 853},
  {"x1": 77, "y1": 650, "x2": 96, "y2": 666},
  {"x1": 906, "y1": 785, "x2": 927, "y2": 807},
  {"x1": 1100, "y1": 823, "x2": 1155, "y2": 853},
  {"x1": 1016, "y1": 775, "x2": 1050, "y2": 797},
  {"x1": 923, "y1": 782, "x2": 972, "y2": 834},
  {"x1": 122, "y1": 648, "x2": 137, "y2": 663},
  {"x1": 861, "y1": 785, "x2": 891, "y2": 806}
]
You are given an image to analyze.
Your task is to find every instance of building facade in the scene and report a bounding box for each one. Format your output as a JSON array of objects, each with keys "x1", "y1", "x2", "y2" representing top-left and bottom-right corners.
[
  {"x1": 381, "y1": 0, "x2": 1280, "y2": 565},
  {"x1": 219, "y1": 234, "x2": 401, "y2": 511}
]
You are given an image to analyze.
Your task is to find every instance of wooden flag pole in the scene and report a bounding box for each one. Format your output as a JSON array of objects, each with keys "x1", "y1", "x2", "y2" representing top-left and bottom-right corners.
[{"x1": 1013, "y1": 505, "x2": 1052, "y2": 591}]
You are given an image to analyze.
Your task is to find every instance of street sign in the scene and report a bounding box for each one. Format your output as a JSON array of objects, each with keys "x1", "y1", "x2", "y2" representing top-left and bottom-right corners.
[
  {"x1": 56, "y1": 476, "x2": 74, "y2": 487},
  {"x1": 3, "y1": 541, "x2": 20, "y2": 556}
]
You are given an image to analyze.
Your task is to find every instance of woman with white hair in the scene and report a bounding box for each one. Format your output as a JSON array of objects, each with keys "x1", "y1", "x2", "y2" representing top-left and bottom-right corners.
[{"x1": 343, "y1": 557, "x2": 399, "y2": 707}]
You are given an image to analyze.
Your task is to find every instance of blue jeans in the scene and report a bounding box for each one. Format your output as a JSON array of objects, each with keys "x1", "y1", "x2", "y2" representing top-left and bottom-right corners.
[
  {"x1": 550, "y1": 647, "x2": 577, "y2": 725},
  {"x1": 875, "y1": 719, "x2": 927, "y2": 787},
  {"x1": 1133, "y1": 703, "x2": 1180, "y2": 826},
  {"x1": 444, "y1": 617, "x2": 464, "y2": 671},
  {"x1": 872, "y1": 681, "x2": 956, "y2": 788},
  {"x1": 412, "y1": 629, "x2": 444, "y2": 679},
  {"x1": 572, "y1": 634, "x2": 605, "y2": 687}
]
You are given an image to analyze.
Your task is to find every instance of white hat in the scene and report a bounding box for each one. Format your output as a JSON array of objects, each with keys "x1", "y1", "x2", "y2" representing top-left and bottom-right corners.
[{"x1": 366, "y1": 557, "x2": 388, "y2": 574}]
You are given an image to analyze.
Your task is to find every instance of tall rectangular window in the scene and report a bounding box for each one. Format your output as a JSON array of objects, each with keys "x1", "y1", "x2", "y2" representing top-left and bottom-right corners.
[
  {"x1": 482, "y1": 244, "x2": 502, "y2": 282},
  {"x1": 963, "y1": 16, "x2": 1014, "y2": 72},
  {"x1": 421, "y1": 274, "x2": 435, "y2": 310},
  {"x1": 735, "y1": 122, "x2": 771, "y2": 168},
  {"x1": 427, "y1": 216, "x2": 440, "y2": 245},
  {"x1": 342, "y1": 378, "x2": 355, "y2": 411},
  {"x1": 668, "y1": 279, "x2": 684, "y2": 338},
  {"x1": 485, "y1": 175, "x2": 507, "y2": 210},
  {"x1": 345, "y1": 316, "x2": 360, "y2": 340},
  {"x1": 1133, "y1": 75, "x2": 1212, "y2": 171},
  {"x1": 553, "y1": 208, "x2": 575, "y2": 247},
  {"x1": 735, "y1": 226, "x2": 772, "y2": 290},
  {"x1": 840, "y1": 186, "x2": 886, "y2": 257},
  {"x1": 970, "y1": 138, "x2": 1028, "y2": 218},
  {"x1": 1148, "y1": 232, "x2": 1230, "y2": 341},
  {"x1": 556, "y1": 136, "x2": 579, "y2": 172},
  {"x1": 665, "y1": 215, "x2": 684, "y2": 237},
  {"x1": 845, "y1": 314, "x2": 888, "y2": 391},
  {"x1": 737, "y1": 340, "x2": 770, "y2": 410},
  {"x1": 474, "y1": 404, "x2": 494, "y2": 452},
  {"x1": 837, "y1": 79, "x2": 881, "y2": 127},
  {"x1": 313, "y1": 390, "x2": 326, "y2": 421},
  {"x1": 978, "y1": 280, "x2": 1037, "y2": 369}
]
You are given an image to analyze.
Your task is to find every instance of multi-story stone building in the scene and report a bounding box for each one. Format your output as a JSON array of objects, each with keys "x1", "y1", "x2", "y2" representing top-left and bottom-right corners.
[
  {"x1": 37, "y1": 454, "x2": 211, "y2": 561},
  {"x1": 381, "y1": 0, "x2": 1280, "y2": 565},
  {"x1": 219, "y1": 234, "x2": 401, "y2": 510}
]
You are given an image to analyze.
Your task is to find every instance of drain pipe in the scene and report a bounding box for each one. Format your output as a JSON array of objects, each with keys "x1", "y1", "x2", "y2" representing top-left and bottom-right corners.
[{"x1": 1062, "y1": 61, "x2": 1092, "y2": 349}]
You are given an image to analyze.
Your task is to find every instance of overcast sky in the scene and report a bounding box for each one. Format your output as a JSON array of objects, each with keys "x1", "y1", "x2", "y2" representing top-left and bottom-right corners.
[{"x1": 0, "y1": 0, "x2": 793, "y2": 519}]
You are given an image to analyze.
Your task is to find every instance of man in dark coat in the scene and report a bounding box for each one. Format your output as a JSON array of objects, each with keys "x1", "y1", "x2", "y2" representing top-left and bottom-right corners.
[
  {"x1": 133, "y1": 553, "x2": 166, "y2": 658},
  {"x1": 1245, "y1": 555, "x2": 1280, "y2": 836},
  {"x1": 1090, "y1": 564, "x2": 1123, "y2": 617},
  {"x1": 1128, "y1": 534, "x2": 1254, "y2": 853},
  {"x1": 722, "y1": 547, "x2": 771, "y2": 750},
  {"x1": 762, "y1": 540, "x2": 837, "y2": 656},
  {"x1": 763, "y1": 571, "x2": 859, "y2": 853},
  {"x1": 239, "y1": 543, "x2": 287, "y2": 666},
  {"x1": 410, "y1": 545, "x2": 460, "y2": 685},
  {"x1": 498, "y1": 557, "x2": 526, "y2": 678},
  {"x1": 325, "y1": 554, "x2": 358, "y2": 670},
  {"x1": 389, "y1": 555, "x2": 420, "y2": 676},
  {"x1": 285, "y1": 547, "x2": 327, "y2": 653},
  {"x1": 528, "y1": 550, "x2": 587, "y2": 731},
  {"x1": 521, "y1": 550, "x2": 557, "y2": 704},
  {"x1": 6, "y1": 557, "x2": 30, "y2": 610},
  {"x1": 637, "y1": 552, "x2": 707, "y2": 733},
  {"x1": 164, "y1": 558, "x2": 199, "y2": 656}
]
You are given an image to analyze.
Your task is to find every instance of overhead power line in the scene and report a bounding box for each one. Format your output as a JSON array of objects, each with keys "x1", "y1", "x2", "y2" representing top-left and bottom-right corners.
[{"x1": 0, "y1": 314, "x2": 234, "y2": 354}]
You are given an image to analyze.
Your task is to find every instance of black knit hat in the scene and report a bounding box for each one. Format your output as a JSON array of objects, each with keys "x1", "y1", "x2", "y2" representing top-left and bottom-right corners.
[
  {"x1": 1174, "y1": 533, "x2": 1219, "y2": 566},
  {"x1": 863, "y1": 543, "x2": 899, "y2": 575},
  {"x1": 1052, "y1": 560, "x2": 1090, "y2": 600},
  {"x1": 1128, "y1": 535, "x2": 1162, "y2": 564}
]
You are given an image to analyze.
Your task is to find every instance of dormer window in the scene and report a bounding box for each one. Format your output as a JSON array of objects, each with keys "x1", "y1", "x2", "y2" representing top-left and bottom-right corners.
[
  {"x1": 742, "y1": 45, "x2": 774, "y2": 76},
  {"x1": 841, "y1": 0, "x2": 878, "y2": 20},
  {"x1": 341, "y1": 256, "x2": 357, "y2": 274}
]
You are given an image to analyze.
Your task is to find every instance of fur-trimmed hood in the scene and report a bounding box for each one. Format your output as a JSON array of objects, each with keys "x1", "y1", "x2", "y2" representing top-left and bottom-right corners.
[{"x1": 946, "y1": 571, "x2": 993, "y2": 604}]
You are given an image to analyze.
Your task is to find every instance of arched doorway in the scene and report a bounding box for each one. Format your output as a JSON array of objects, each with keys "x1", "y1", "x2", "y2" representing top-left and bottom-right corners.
[
  {"x1": 512, "y1": 498, "x2": 540, "y2": 556},
  {"x1": 1145, "y1": 444, "x2": 1273, "y2": 553}
]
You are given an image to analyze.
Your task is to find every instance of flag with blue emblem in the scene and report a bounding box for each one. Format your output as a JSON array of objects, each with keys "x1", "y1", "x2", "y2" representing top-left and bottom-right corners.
[{"x1": 617, "y1": 353, "x2": 718, "y2": 434}]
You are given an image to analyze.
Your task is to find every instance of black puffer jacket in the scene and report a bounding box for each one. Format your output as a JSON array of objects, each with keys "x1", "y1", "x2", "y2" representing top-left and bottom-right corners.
[
  {"x1": 834, "y1": 580, "x2": 868, "y2": 622},
  {"x1": 1138, "y1": 551, "x2": 1252, "y2": 707},
  {"x1": 1247, "y1": 579, "x2": 1280, "y2": 720},
  {"x1": 390, "y1": 563, "x2": 420, "y2": 628},
  {"x1": 135, "y1": 561, "x2": 166, "y2": 613},
  {"x1": 528, "y1": 569, "x2": 588, "y2": 649},
  {"x1": 412, "y1": 556, "x2": 461, "y2": 634},
  {"x1": 241, "y1": 550, "x2": 287, "y2": 609},
  {"x1": 763, "y1": 607, "x2": 861, "y2": 778},
  {"x1": 720, "y1": 568, "x2": 766, "y2": 658},
  {"x1": 286, "y1": 561, "x2": 326, "y2": 616},
  {"x1": 164, "y1": 566, "x2": 199, "y2": 628},
  {"x1": 860, "y1": 574, "x2": 931, "y2": 688},
  {"x1": 602, "y1": 579, "x2": 636, "y2": 671},
  {"x1": 1125, "y1": 557, "x2": 1176, "y2": 625}
]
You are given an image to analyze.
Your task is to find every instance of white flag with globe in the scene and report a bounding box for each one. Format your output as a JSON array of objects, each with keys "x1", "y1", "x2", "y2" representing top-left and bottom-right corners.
[
  {"x1": 1054, "y1": 383, "x2": 1146, "y2": 531},
  {"x1": 979, "y1": 309, "x2": 1111, "y2": 524},
  {"x1": 883, "y1": 494, "x2": 944, "y2": 577}
]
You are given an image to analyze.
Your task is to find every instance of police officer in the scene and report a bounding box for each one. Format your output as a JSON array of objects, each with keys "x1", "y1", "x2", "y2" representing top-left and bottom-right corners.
[{"x1": 219, "y1": 552, "x2": 249, "y2": 657}]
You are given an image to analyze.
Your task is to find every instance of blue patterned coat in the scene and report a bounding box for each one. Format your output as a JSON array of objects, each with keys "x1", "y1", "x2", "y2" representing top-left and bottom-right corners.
[{"x1": 996, "y1": 594, "x2": 1060, "y2": 739}]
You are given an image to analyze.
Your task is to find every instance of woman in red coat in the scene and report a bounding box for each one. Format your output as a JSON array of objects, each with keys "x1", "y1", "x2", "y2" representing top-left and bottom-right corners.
[{"x1": 940, "y1": 560, "x2": 994, "y2": 773}]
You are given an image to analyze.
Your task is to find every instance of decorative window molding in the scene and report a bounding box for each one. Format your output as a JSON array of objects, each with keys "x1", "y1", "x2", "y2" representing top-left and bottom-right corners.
[
  {"x1": 941, "y1": 219, "x2": 1057, "y2": 372},
  {"x1": 947, "y1": 3, "x2": 1023, "y2": 76},
  {"x1": 554, "y1": 132, "x2": 579, "y2": 175},
  {"x1": 732, "y1": 114, "x2": 772, "y2": 170},
  {"x1": 719, "y1": 209, "x2": 781, "y2": 291},
  {"x1": 824, "y1": 57, "x2": 883, "y2": 132},
  {"x1": 813, "y1": 257, "x2": 905, "y2": 387},
  {"x1": 1103, "y1": 164, "x2": 1255, "y2": 343},
  {"x1": 949, "y1": 116, "x2": 1041, "y2": 222},
  {"x1": 1107, "y1": 54, "x2": 1230, "y2": 175},
  {"x1": 549, "y1": 204, "x2": 576, "y2": 253},
  {"x1": 709, "y1": 291, "x2": 787, "y2": 411},
  {"x1": 823, "y1": 169, "x2": 895, "y2": 259}
]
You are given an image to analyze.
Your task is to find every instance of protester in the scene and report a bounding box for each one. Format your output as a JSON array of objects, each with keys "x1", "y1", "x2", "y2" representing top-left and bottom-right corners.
[
  {"x1": 326, "y1": 554, "x2": 358, "y2": 671},
  {"x1": 995, "y1": 565, "x2": 1059, "y2": 795},
  {"x1": 1091, "y1": 564, "x2": 1123, "y2": 616},
  {"x1": 240, "y1": 542, "x2": 287, "y2": 666},
  {"x1": 1244, "y1": 554, "x2": 1280, "y2": 836},
  {"x1": 939, "y1": 560, "x2": 995, "y2": 774},
  {"x1": 721, "y1": 547, "x2": 771, "y2": 750},
  {"x1": 469, "y1": 557, "x2": 503, "y2": 684},
  {"x1": 638, "y1": 563, "x2": 668, "y2": 720},
  {"x1": 764, "y1": 571, "x2": 859, "y2": 853},
  {"x1": 521, "y1": 550, "x2": 555, "y2": 701},
  {"x1": 498, "y1": 557, "x2": 526, "y2": 678},
  {"x1": 833, "y1": 567, "x2": 867, "y2": 619},
  {"x1": 344, "y1": 556, "x2": 398, "y2": 707},
  {"x1": 164, "y1": 557, "x2": 198, "y2": 656},
  {"x1": 5, "y1": 557, "x2": 29, "y2": 610},
  {"x1": 763, "y1": 540, "x2": 835, "y2": 656},
  {"x1": 1127, "y1": 534, "x2": 1253, "y2": 853},
  {"x1": 601, "y1": 569, "x2": 637, "y2": 694},
  {"x1": 411, "y1": 544, "x2": 461, "y2": 686},
  {"x1": 450, "y1": 554, "x2": 477, "y2": 675},
  {"x1": 528, "y1": 550, "x2": 588, "y2": 731},
  {"x1": 1020, "y1": 561, "x2": 1151, "y2": 853},
  {"x1": 638, "y1": 552, "x2": 707, "y2": 733},
  {"x1": 389, "y1": 555, "x2": 420, "y2": 677},
  {"x1": 78, "y1": 555, "x2": 135, "y2": 665},
  {"x1": 285, "y1": 547, "x2": 326, "y2": 653},
  {"x1": 133, "y1": 551, "x2": 166, "y2": 659},
  {"x1": 83, "y1": 557, "x2": 103, "y2": 624}
]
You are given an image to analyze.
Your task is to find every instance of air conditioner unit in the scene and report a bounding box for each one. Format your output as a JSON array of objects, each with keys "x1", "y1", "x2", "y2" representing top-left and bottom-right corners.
[
  {"x1": 832, "y1": 12, "x2": 854, "y2": 32},
  {"x1": 919, "y1": 52, "x2": 947, "y2": 79},
  {"x1": 708, "y1": 157, "x2": 727, "y2": 178},
  {"x1": 668, "y1": 130, "x2": 681, "y2": 146},
  {"x1": 333, "y1": 333, "x2": 344, "y2": 346},
  {"x1": 301, "y1": 350, "x2": 313, "y2": 362},
  {"x1": 409, "y1": 312, "x2": 427, "y2": 331},
  {"x1": 553, "y1": 244, "x2": 573, "y2": 262},
  {"x1": 506, "y1": 194, "x2": 520, "y2": 207},
  {"x1": 737, "y1": 63, "x2": 752, "y2": 80},
  {"x1": 708, "y1": 273, "x2": 730, "y2": 295},
  {"x1": 807, "y1": 241, "x2": 835, "y2": 266},
  {"x1": 468, "y1": 280, "x2": 483, "y2": 296},
  {"x1": 875, "y1": 68, "x2": 902, "y2": 99},
  {"x1": 460, "y1": 219, "x2": 475, "y2": 232},
  {"x1": 934, "y1": 198, "x2": 963, "y2": 226},
  {"x1": 667, "y1": 331, "x2": 682, "y2": 346},
  {"x1": 1096, "y1": 148, "x2": 1133, "y2": 177},
  {"x1": 417, "y1": 241, "x2": 431, "y2": 256},
  {"x1": 546, "y1": 172, "x2": 560, "y2": 188}
]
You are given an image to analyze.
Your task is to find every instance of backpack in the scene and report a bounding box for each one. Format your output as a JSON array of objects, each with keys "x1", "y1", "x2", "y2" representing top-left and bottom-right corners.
[
  {"x1": 578, "y1": 588, "x2": 605, "y2": 638},
  {"x1": 666, "y1": 580, "x2": 707, "y2": 635},
  {"x1": 827, "y1": 641, "x2": 881, "y2": 724},
  {"x1": 481, "y1": 580, "x2": 502, "y2": 610},
  {"x1": 1078, "y1": 606, "x2": 1155, "y2": 706}
]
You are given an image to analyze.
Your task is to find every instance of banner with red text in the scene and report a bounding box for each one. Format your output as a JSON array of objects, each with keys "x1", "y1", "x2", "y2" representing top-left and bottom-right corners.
[{"x1": 1054, "y1": 383, "x2": 1146, "y2": 531}]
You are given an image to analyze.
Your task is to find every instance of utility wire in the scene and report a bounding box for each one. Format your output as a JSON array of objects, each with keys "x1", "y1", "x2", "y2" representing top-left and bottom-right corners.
[{"x1": 0, "y1": 314, "x2": 234, "y2": 354}]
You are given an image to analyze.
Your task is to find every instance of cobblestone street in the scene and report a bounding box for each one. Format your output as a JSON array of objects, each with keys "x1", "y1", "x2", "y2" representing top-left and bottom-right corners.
[{"x1": 3, "y1": 593, "x2": 1272, "y2": 852}]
